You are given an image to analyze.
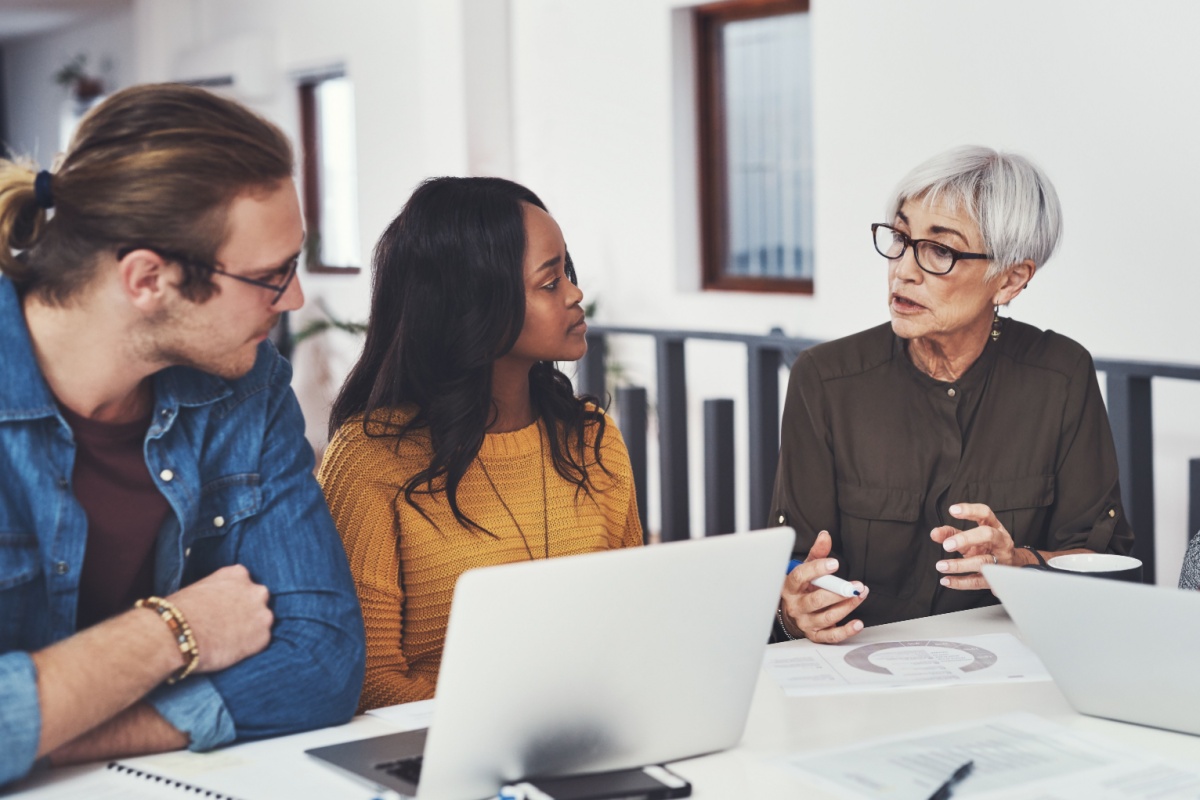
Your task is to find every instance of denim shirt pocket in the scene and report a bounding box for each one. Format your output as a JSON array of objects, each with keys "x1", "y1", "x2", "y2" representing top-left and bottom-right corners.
[
  {"x1": 183, "y1": 475, "x2": 262, "y2": 581},
  {"x1": 0, "y1": 532, "x2": 41, "y2": 644},
  {"x1": 836, "y1": 482, "x2": 923, "y2": 599},
  {"x1": 0, "y1": 532, "x2": 38, "y2": 590}
]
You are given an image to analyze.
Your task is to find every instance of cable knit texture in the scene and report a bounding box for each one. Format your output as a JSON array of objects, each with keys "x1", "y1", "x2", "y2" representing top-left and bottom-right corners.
[
  {"x1": 1181, "y1": 530, "x2": 1200, "y2": 590},
  {"x1": 319, "y1": 406, "x2": 643, "y2": 711}
]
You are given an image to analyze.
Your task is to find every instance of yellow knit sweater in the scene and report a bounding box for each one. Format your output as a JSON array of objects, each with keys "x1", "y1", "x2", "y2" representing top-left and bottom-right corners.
[{"x1": 319, "y1": 407, "x2": 643, "y2": 711}]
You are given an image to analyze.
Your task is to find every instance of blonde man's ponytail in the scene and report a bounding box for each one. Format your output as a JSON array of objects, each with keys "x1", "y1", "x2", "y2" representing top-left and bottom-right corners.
[{"x1": 0, "y1": 160, "x2": 50, "y2": 286}]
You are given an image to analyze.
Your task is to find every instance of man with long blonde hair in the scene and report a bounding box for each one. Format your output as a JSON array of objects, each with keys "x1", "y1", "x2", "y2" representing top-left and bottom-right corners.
[{"x1": 0, "y1": 84, "x2": 364, "y2": 787}]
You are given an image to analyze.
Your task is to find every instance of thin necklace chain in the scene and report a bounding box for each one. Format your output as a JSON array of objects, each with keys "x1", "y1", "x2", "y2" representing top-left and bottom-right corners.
[{"x1": 478, "y1": 421, "x2": 549, "y2": 561}]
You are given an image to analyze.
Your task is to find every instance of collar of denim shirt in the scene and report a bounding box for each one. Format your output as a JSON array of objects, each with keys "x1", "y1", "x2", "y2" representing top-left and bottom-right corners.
[
  {"x1": 0, "y1": 276, "x2": 241, "y2": 422},
  {"x1": 0, "y1": 276, "x2": 60, "y2": 422}
]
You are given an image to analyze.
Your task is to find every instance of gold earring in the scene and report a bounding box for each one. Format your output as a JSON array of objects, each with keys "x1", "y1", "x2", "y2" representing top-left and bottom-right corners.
[{"x1": 990, "y1": 305, "x2": 1002, "y2": 342}]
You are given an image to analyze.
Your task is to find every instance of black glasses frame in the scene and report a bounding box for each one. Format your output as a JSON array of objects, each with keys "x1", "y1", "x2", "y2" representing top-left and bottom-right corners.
[
  {"x1": 871, "y1": 223, "x2": 990, "y2": 276},
  {"x1": 116, "y1": 245, "x2": 298, "y2": 305}
]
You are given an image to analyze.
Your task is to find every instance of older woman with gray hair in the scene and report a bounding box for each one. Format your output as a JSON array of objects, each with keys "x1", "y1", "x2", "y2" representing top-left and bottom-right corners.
[{"x1": 773, "y1": 146, "x2": 1134, "y2": 643}]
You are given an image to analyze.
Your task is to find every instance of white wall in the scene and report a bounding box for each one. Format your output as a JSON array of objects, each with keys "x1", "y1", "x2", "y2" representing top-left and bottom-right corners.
[{"x1": 4, "y1": 9, "x2": 136, "y2": 165}]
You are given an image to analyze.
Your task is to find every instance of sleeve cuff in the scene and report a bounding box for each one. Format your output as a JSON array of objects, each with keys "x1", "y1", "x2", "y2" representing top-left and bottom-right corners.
[
  {"x1": 0, "y1": 652, "x2": 42, "y2": 786},
  {"x1": 146, "y1": 675, "x2": 236, "y2": 752}
]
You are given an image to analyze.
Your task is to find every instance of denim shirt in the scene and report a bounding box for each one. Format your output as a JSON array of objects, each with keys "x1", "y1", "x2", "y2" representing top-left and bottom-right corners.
[{"x1": 0, "y1": 277, "x2": 365, "y2": 786}]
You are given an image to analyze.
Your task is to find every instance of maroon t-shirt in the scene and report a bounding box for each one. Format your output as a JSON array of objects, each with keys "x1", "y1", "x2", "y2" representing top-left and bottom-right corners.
[{"x1": 59, "y1": 403, "x2": 172, "y2": 629}]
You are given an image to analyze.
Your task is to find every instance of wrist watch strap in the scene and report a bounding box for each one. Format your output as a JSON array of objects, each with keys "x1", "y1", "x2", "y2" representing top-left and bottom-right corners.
[{"x1": 1020, "y1": 544, "x2": 1049, "y2": 568}]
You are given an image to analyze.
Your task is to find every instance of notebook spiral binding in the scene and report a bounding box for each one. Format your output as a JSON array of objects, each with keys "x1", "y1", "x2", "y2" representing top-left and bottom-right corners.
[{"x1": 107, "y1": 762, "x2": 242, "y2": 799}]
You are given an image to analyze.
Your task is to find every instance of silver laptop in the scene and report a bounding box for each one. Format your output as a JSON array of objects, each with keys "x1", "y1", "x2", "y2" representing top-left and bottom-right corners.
[
  {"x1": 308, "y1": 527, "x2": 795, "y2": 799},
  {"x1": 985, "y1": 564, "x2": 1200, "y2": 735}
]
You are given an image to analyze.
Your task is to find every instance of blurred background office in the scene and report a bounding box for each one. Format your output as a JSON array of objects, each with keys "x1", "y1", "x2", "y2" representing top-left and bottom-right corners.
[{"x1": 3, "y1": 0, "x2": 1199, "y2": 582}]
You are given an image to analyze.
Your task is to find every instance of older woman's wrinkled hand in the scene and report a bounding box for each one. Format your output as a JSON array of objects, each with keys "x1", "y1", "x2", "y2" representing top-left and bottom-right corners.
[
  {"x1": 930, "y1": 503, "x2": 1017, "y2": 591},
  {"x1": 778, "y1": 531, "x2": 869, "y2": 643}
]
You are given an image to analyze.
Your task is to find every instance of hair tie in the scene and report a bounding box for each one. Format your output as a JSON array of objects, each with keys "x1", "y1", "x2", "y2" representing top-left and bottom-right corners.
[{"x1": 34, "y1": 170, "x2": 54, "y2": 210}]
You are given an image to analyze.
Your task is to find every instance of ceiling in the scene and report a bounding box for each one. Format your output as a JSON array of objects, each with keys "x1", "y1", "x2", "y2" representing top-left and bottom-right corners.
[{"x1": 0, "y1": 0, "x2": 131, "y2": 43}]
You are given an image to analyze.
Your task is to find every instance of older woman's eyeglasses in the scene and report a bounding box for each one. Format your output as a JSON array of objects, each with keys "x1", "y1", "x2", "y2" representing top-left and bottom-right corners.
[
  {"x1": 116, "y1": 245, "x2": 299, "y2": 305},
  {"x1": 871, "y1": 224, "x2": 990, "y2": 276}
]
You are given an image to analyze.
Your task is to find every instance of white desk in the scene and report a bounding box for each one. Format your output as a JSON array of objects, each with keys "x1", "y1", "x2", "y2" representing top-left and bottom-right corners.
[
  {"x1": 11, "y1": 606, "x2": 1200, "y2": 799},
  {"x1": 671, "y1": 605, "x2": 1200, "y2": 797}
]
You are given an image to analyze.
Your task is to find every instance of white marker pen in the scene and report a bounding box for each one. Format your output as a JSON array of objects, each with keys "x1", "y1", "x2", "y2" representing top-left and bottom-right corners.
[{"x1": 812, "y1": 574, "x2": 863, "y2": 598}]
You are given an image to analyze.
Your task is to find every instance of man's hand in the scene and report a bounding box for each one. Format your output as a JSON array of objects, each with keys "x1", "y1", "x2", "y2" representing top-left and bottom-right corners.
[
  {"x1": 778, "y1": 531, "x2": 868, "y2": 643},
  {"x1": 169, "y1": 565, "x2": 273, "y2": 673}
]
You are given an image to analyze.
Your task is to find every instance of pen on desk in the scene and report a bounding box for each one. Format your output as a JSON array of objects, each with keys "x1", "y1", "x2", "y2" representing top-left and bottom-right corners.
[{"x1": 926, "y1": 759, "x2": 974, "y2": 800}]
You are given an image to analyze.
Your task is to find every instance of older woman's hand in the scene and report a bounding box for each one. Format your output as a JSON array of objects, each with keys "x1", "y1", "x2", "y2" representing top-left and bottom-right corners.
[
  {"x1": 779, "y1": 531, "x2": 869, "y2": 643},
  {"x1": 930, "y1": 503, "x2": 1018, "y2": 591}
]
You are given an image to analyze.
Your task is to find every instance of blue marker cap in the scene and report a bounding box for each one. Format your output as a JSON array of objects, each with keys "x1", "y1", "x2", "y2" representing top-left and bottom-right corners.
[{"x1": 787, "y1": 559, "x2": 803, "y2": 575}]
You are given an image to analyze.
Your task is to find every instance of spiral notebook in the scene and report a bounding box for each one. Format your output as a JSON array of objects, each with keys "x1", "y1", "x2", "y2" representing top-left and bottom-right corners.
[
  {"x1": 11, "y1": 718, "x2": 394, "y2": 800},
  {"x1": 12, "y1": 762, "x2": 243, "y2": 799},
  {"x1": 108, "y1": 761, "x2": 240, "y2": 797}
]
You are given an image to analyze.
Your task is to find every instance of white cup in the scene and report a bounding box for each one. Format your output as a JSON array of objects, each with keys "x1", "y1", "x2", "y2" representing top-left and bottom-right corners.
[{"x1": 1047, "y1": 553, "x2": 1143, "y2": 582}]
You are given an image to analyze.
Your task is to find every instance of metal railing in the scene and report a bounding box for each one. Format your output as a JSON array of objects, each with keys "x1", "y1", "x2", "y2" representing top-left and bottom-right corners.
[{"x1": 578, "y1": 325, "x2": 1200, "y2": 585}]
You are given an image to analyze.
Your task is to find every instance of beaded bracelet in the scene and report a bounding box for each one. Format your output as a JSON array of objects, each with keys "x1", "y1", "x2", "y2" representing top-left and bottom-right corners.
[
  {"x1": 776, "y1": 606, "x2": 800, "y2": 641},
  {"x1": 135, "y1": 596, "x2": 200, "y2": 684}
]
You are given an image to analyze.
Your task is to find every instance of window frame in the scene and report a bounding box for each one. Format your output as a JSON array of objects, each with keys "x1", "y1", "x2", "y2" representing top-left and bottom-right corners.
[
  {"x1": 694, "y1": 0, "x2": 813, "y2": 295},
  {"x1": 298, "y1": 75, "x2": 361, "y2": 275}
]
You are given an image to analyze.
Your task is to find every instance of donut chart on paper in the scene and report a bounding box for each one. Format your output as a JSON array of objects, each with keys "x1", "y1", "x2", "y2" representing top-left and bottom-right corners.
[{"x1": 843, "y1": 640, "x2": 999, "y2": 674}]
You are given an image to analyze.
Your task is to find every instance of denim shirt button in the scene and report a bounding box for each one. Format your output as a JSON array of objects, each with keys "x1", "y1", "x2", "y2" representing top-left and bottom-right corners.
[
  {"x1": 184, "y1": 547, "x2": 192, "y2": 558},
  {"x1": 160, "y1": 469, "x2": 174, "y2": 482},
  {"x1": 54, "y1": 561, "x2": 68, "y2": 575},
  {"x1": 213, "y1": 516, "x2": 226, "y2": 528}
]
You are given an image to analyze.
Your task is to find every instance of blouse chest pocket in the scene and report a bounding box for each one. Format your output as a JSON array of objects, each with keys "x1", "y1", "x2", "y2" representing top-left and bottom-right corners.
[
  {"x1": 836, "y1": 482, "x2": 924, "y2": 599},
  {"x1": 966, "y1": 475, "x2": 1055, "y2": 548}
]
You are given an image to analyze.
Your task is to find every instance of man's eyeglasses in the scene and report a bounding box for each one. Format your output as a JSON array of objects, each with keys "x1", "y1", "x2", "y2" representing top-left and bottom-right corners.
[
  {"x1": 871, "y1": 223, "x2": 990, "y2": 276},
  {"x1": 116, "y1": 245, "x2": 299, "y2": 305}
]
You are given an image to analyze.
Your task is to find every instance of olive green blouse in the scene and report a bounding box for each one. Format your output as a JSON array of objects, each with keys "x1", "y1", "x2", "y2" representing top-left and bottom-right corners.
[{"x1": 771, "y1": 319, "x2": 1134, "y2": 628}]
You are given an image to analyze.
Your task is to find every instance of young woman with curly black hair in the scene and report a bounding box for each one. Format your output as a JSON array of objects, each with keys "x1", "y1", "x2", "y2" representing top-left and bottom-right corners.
[{"x1": 320, "y1": 177, "x2": 643, "y2": 710}]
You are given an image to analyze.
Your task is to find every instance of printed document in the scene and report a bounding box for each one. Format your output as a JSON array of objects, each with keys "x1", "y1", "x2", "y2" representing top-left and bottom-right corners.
[
  {"x1": 781, "y1": 712, "x2": 1200, "y2": 799},
  {"x1": 764, "y1": 633, "x2": 1050, "y2": 696}
]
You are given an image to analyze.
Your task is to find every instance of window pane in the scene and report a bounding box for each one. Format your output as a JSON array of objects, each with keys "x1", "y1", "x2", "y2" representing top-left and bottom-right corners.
[
  {"x1": 722, "y1": 12, "x2": 813, "y2": 281},
  {"x1": 314, "y1": 77, "x2": 361, "y2": 267}
]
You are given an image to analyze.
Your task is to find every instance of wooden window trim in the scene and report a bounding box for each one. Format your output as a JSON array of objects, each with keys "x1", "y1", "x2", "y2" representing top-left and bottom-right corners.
[
  {"x1": 299, "y1": 80, "x2": 361, "y2": 275},
  {"x1": 695, "y1": 0, "x2": 812, "y2": 295}
]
